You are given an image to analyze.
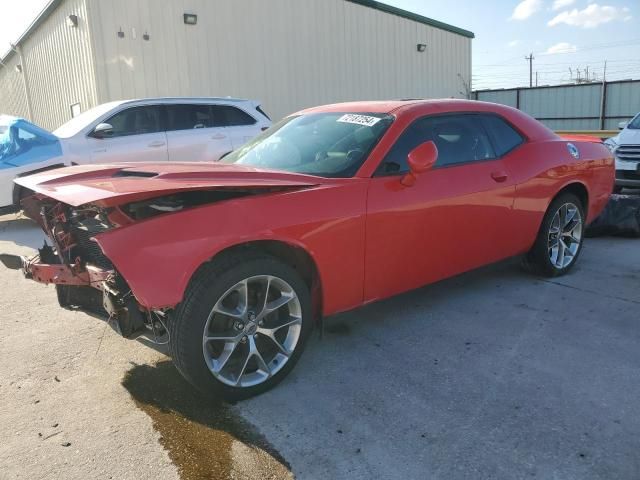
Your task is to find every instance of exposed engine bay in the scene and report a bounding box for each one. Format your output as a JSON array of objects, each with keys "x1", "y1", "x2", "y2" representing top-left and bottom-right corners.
[
  {"x1": 1, "y1": 186, "x2": 297, "y2": 342},
  {"x1": 20, "y1": 197, "x2": 168, "y2": 341}
]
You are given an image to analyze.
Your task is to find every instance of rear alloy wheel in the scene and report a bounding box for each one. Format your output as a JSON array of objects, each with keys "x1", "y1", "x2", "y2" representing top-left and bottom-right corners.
[
  {"x1": 524, "y1": 193, "x2": 585, "y2": 277},
  {"x1": 169, "y1": 254, "x2": 312, "y2": 400},
  {"x1": 547, "y1": 203, "x2": 583, "y2": 270}
]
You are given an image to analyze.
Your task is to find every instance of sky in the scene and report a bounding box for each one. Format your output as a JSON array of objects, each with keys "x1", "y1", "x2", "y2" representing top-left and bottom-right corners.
[{"x1": 0, "y1": 0, "x2": 638, "y2": 91}]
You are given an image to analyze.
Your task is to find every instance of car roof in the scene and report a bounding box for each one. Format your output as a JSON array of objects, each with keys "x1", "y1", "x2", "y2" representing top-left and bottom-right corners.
[
  {"x1": 297, "y1": 99, "x2": 518, "y2": 116},
  {"x1": 296, "y1": 99, "x2": 557, "y2": 142},
  {"x1": 117, "y1": 97, "x2": 256, "y2": 106}
]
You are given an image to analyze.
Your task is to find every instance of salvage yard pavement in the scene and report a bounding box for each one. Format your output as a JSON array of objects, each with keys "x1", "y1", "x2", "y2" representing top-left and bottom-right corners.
[{"x1": 1, "y1": 212, "x2": 639, "y2": 480}]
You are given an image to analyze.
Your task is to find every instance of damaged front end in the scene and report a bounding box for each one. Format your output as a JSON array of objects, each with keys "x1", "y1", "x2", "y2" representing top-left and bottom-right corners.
[
  {"x1": 0, "y1": 196, "x2": 165, "y2": 341},
  {"x1": 1, "y1": 162, "x2": 321, "y2": 342}
]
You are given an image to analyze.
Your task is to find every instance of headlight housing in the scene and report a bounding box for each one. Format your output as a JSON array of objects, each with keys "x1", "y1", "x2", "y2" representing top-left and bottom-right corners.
[{"x1": 604, "y1": 138, "x2": 618, "y2": 154}]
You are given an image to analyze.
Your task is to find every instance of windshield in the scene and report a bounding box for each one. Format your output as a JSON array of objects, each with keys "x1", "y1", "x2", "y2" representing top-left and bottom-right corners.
[
  {"x1": 53, "y1": 101, "x2": 124, "y2": 138},
  {"x1": 0, "y1": 118, "x2": 61, "y2": 167},
  {"x1": 628, "y1": 114, "x2": 640, "y2": 129},
  {"x1": 221, "y1": 112, "x2": 393, "y2": 177}
]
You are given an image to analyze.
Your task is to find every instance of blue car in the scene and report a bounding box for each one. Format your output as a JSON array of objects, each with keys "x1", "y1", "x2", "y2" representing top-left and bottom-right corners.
[{"x1": 0, "y1": 115, "x2": 64, "y2": 214}]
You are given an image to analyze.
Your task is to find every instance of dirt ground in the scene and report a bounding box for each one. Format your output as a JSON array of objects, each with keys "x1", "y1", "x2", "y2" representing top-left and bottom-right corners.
[{"x1": 1, "y1": 212, "x2": 639, "y2": 480}]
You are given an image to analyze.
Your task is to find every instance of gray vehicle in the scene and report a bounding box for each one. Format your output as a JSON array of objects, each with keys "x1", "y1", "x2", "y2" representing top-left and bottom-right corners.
[{"x1": 605, "y1": 114, "x2": 640, "y2": 192}]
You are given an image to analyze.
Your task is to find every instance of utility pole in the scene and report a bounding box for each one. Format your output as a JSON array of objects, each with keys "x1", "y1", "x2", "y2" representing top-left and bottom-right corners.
[
  {"x1": 525, "y1": 53, "x2": 535, "y2": 87},
  {"x1": 599, "y1": 60, "x2": 608, "y2": 130}
]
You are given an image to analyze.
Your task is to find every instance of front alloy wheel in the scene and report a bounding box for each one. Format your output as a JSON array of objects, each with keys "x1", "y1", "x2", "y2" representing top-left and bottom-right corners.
[
  {"x1": 169, "y1": 253, "x2": 312, "y2": 401},
  {"x1": 203, "y1": 275, "x2": 302, "y2": 388}
]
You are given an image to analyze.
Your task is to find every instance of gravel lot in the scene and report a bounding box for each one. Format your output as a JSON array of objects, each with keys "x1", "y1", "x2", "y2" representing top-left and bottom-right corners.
[{"x1": 1, "y1": 213, "x2": 639, "y2": 480}]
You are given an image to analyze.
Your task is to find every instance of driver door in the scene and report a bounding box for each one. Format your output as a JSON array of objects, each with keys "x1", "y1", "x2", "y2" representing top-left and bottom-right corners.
[
  {"x1": 364, "y1": 113, "x2": 517, "y2": 302},
  {"x1": 88, "y1": 105, "x2": 168, "y2": 163}
]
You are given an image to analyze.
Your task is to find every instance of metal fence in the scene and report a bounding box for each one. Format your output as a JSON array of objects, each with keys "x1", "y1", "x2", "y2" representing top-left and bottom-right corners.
[{"x1": 474, "y1": 79, "x2": 640, "y2": 131}]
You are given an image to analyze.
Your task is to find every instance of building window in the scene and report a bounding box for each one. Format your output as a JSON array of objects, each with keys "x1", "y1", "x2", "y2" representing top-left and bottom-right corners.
[{"x1": 70, "y1": 103, "x2": 81, "y2": 118}]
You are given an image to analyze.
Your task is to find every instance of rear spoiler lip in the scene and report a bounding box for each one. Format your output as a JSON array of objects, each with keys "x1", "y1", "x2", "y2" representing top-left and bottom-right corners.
[{"x1": 558, "y1": 134, "x2": 604, "y2": 143}]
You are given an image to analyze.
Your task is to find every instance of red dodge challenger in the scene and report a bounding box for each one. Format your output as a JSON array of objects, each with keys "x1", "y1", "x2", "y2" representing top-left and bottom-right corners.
[{"x1": 1, "y1": 100, "x2": 613, "y2": 399}]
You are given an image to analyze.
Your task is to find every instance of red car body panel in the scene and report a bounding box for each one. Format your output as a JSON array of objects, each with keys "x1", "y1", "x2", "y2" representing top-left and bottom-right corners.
[
  {"x1": 94, "y1": 179, "x2": 370, "y2": 312},
  {"x1": 15, "y1": 100, "x2": 614, "y2": 316}
]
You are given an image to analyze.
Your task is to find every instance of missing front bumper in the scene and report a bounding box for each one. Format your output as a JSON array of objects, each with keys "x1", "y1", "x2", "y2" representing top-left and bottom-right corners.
[{"x1": 0, "y1": 251, "x2": 146, "y2": 339}]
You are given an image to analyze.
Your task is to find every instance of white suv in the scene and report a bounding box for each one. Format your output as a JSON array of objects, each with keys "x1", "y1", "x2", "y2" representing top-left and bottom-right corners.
[
  {"x1": 0, "y1": 97, "x2": 271, "y2": 213},
  {"x1": 605, "y1": 113, "x2": 640, "y2": 192}
]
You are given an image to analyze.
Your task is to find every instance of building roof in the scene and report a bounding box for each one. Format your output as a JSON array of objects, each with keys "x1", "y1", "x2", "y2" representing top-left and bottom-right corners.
[
  {"x1": 1, "y1": 0, "x2": 474, "y2": 65},
  {"x1": 346, "y1": 0, "x2": 474, "y2": 38}
]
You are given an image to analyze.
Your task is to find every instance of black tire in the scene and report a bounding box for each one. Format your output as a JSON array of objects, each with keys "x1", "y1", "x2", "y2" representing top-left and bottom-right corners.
[
  {"x1": 524, "y1": 193, "x2": 585, "y2": 277},
  {"x1": 169, "y1": 252, "x2": 313, "y2": 401}
]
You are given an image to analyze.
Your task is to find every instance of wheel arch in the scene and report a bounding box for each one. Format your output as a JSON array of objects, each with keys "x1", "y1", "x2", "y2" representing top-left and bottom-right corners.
[
  {"x1": 527, "y1": 181, "x2": 590, "y2": 251},
  {"x1": 551, "y1": 181, "x2": 589, "y2": 218},
  {"x1": 197, "y1": 240, "x2": 324, "y2": 325}
]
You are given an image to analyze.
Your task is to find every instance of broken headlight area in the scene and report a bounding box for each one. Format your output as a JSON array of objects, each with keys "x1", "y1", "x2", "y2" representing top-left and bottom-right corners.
[{"x1": 2, "y1": 198, "x2": 169, "y2": 342}]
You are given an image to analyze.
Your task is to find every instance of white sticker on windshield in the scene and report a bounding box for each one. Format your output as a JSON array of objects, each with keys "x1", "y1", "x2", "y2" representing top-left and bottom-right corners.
[{"x1": 337, "y1": 114, "x2": 381, "y2": 127}]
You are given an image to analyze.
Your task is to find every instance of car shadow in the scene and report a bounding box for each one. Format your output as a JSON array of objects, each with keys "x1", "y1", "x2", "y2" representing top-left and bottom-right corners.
[{"x1": 122, "y1": 361, "x2": 292, "y2": 480}]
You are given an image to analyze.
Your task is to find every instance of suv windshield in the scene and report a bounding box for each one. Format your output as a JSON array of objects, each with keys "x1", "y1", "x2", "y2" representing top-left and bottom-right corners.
[
  {"x1": 221, "y1": 112, "x2": 393, "y2": 177},
  {"x1": 53, "y1": 101, "x2": 125, "y2": 138},
  {"x1": 628, "y1": 114, "x2": 640, "y2": 129}
]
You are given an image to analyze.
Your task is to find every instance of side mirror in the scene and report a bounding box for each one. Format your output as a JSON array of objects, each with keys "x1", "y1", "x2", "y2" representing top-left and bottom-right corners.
[
  {"x1": 618, "y1": 121, "x2": 628, "y2": 130},
  {"x1": 401, "y1": 141, "x2": 438, "y2": 187},
  {"x1": 92, "y1": 122, "x2": 114, "y2": 139}
]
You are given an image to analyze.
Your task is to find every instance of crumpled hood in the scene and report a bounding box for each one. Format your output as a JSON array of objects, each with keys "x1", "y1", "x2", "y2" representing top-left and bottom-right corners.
[{"x1": 15, "y1": 162, "x2": 323, "y2": 207}]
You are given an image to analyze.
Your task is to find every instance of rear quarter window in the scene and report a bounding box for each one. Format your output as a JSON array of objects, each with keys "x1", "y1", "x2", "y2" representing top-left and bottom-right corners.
[
  {"x1": 212, "y1": 106, "x2": 257, "y2": 127},
  {"x1": 480, "y1": 115, "x2": 524, "y2": 157}
]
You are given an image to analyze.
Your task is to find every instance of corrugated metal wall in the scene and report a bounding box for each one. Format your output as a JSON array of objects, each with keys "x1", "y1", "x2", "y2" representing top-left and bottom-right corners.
[
  {"x1": 88, "y1": 0, "x2": 471, "y2": 120},
  {"x1": 475, "y1": 80, "x2": 640, "y2": 131},
  {"x1": 19, "y1": 0, "x2": 98, "y2": 130},
  {"x1": 473, "y1": 89, "x2": 517, "y2": 108},
  {"x1": 0, "y1": 54, "x2": 30, "y2": 119},
  {"x1": 605, "y1": 81, "x2": 640, "y2": 129}
]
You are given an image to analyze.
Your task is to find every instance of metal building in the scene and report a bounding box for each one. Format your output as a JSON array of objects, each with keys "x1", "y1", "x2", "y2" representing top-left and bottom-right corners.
[{"x1": 0, "y1": 0, "x2": 473, "y2": 131}]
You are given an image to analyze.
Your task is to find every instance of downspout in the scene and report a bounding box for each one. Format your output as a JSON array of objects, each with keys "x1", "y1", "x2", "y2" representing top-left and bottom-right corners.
[{"x1": 14, "y1": 44, "x2": 35, "y2": 121}]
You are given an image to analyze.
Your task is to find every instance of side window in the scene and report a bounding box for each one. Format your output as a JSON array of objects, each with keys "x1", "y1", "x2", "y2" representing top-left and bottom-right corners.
[
  {"x1": 104, "y1": 106, "x2": 163, "y2": 137},
  {"x1": 376, "y1": 114, "x2": 496, "y2": 175},
  {"x1": 480, "y1": 115, "x2": 524, "y2": 156},
  {"x1": 17, "y1": 128, "x2": 36, "y2": 141},
  {"x1": 167, "y1": 104, "x2": 215, "y2": 131},
  {"x1": 211, "y1": 106, "x2": 257, "y2": 127}
]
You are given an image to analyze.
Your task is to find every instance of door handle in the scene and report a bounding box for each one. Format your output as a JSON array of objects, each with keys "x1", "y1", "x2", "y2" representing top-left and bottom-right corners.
[
  {"x1": 491, "y1": 171, "x2": 508, "y2": 183},
  {"x1": 211, "y1": 134, "x2": 226, "y2": 140},
  {"x1": 148, "y1": 141, "x2": 166, "y2": 148},
  {"x1": 92, "y1": 148, "x2": 107, "y2": 153}
]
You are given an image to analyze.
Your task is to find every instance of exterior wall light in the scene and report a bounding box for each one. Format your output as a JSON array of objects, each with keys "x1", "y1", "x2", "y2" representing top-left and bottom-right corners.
[
  {"x1": 15, "y1": 64, "x2": 22, "y2": 73},
  {"x1": 184, "y1": 13, "x2": 198, "y2": 25},
  {"x1": 117, "y1": 28, "x2": 125, "y2": 38},
  {"x1": 143, "y1": 32, "x2": 150, "y2": 41},
  {"x1": 66, "y1": 14, "x2": 78, "y2": 28},
  {"x1": 417, "y1": 44, "x2": 427, "y2": 52}
]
